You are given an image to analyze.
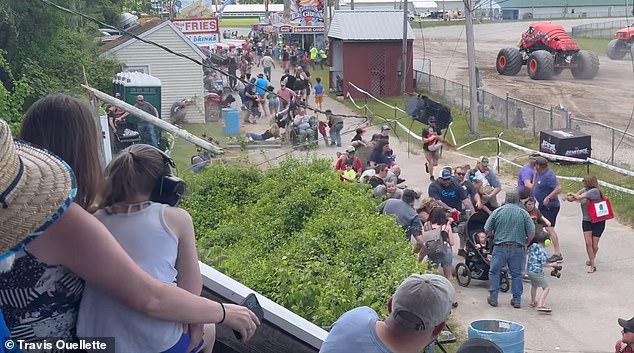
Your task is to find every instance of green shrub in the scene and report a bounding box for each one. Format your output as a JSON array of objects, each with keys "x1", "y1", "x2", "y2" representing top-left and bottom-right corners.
[{"x1": 181, "y1": 158, "x2": 428, "y2": 326}]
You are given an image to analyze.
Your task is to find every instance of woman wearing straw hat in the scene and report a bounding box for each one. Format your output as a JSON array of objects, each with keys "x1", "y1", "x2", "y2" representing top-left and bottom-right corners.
[{"x1": 0, "y1": 117, "x2": 259, "y2": 346}]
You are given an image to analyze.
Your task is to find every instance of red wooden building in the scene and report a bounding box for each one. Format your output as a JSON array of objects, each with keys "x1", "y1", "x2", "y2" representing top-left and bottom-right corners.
[{"x1": 328, "y1": 11, "x2": 415, "y2": 98}]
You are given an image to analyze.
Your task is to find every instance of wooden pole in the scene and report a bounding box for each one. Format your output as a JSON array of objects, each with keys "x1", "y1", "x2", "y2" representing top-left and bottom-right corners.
[
  {"x1": 81, "y1": 84, "x2": 224, "y2": 155},
  {"x1": 401, "y1": 0, "x2": 408, "y2": 95},
  {"x1": 464, "y1": 0, "x2": 479, "y2": 135}
]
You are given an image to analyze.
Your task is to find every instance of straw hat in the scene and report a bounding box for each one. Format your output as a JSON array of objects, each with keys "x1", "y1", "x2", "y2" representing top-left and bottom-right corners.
[{"x1": 0, "y1": 119, "x2": 76, "y2": 260}]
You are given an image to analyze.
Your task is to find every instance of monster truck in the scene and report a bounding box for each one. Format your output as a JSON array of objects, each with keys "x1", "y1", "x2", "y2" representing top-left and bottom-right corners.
[
  {"x1": 607, "y1": 24, "x2": 634, "y2": 60},
  {"x1": 496, "y1": 23, "x2": 600, "y2": 80}
]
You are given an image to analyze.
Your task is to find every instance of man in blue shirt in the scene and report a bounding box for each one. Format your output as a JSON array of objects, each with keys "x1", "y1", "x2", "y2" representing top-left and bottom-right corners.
[
  {"x1": 516, "y1": 155, "x2": 537, "y2": 195},
  {"x1": 533, "y1": 157, "x2": 563, "y2": 262},
  {"x1": 428, "y1": 169, "x2": 474, "y2": 213},
  {"x1": 319, "y1": 274, "x2": 455, "y2": 353}
]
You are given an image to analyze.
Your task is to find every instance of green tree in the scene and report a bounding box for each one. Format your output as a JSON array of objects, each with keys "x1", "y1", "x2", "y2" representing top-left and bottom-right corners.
[{"x1": 0, "y1": 50, "x2": 32, "y2": 134}]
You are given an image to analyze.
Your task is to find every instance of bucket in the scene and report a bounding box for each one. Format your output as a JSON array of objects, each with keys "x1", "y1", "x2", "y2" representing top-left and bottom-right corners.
[
  {"x1": 223, "y1": 108, "x2": 240, "y2": 136},
  {"x1": 468, "y1": 320, "x2": 524, "y2": 353}
]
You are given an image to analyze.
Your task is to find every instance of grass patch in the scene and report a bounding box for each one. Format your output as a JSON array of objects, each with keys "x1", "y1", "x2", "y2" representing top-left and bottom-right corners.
[
  {"x1": 338, "y1": 93, "x2": 634, "y2": 225},
  {"x1": 572, "y1": 37, "x2": 610, "y2": 54},
  {"x1": 219, "y1": 17, "x2": 259, "y2": 27},
  {"x1": 411, "y1": 20, "x2": 466, "y2": 29},
  {"x1": 170, "y1": 122, "x2": 227, "y2": 174}
]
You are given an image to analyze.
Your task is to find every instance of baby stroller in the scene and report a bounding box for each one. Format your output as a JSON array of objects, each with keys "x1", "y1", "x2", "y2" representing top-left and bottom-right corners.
[{"x1": 454, "y1": 211, "x2": 510, "y2": 292}]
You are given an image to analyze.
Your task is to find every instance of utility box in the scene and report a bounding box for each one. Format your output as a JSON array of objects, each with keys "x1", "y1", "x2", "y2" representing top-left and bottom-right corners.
[
  {"x1": 112, "y1": 72, "x2": 162, "y2": 125},
  {"x1": 540, "y1": 129, "x2": 591, "y2": 161}
]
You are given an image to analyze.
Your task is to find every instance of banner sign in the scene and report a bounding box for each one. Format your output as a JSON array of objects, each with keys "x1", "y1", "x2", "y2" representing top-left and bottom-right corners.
[
  {"x1": 175, "y1": 0, "x2": 214, "y2": 18},
  {"x1": 293, "y1": 26, "x2": 325, "y2": 33},
  {"x1": 290, "y1": 0, "x2": 324, "y2": 26},
  {"x1": 172, "y1": 18, "x2": 220, "y2": 48}
]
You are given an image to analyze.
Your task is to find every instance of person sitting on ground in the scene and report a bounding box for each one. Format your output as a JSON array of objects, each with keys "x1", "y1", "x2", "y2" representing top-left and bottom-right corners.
[
  {"x1": 385, "y1": 165, "x2": 405, "y2": 185},
  {"x1": 370, "y1": 140, "x2": 393, "y2": 167},
  {"x1": 616, "y1": 316, "x2": 634, "y2": 353},
  {"x1": 456, "y1": 338, "x2": 503, "y2": 353},
  {"x1": 526, "y1": 232, "x2": 559, "y2": 313},
  {"x1": 77, "y1": 144, "x2": 215, "y2": 353},
  {"x1": 368, "y1": 163, "x2": 388, "y2": 189},
  {"x1": 335, "y1": 146, "x2": 363, "y2": 174},
  {"x1": 319, "y1": 274, "x2": 455, "y2": 353},
  {"x1": 385, "y1": 181, "x2": 403, "y2": 199},
  {"x1": 341, "y1": 161, "x2": 358, "y2": 182},
  {"x1": 247, "y1": 123, "x2": 280, "y2": 142}
]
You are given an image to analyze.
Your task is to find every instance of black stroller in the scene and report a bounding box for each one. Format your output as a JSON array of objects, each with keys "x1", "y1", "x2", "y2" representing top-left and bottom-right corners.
[{"x1": 454, "y1": 211, "x2": 510, "y2": 292}]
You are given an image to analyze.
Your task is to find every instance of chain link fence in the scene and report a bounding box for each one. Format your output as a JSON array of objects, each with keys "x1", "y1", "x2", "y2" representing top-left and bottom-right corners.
[
  {"x1": 413, "y1": 69, "x2": 634, "y2": 165},
  {"x1": 571, "y1": 19, "x2": 631, "y2": 39}
]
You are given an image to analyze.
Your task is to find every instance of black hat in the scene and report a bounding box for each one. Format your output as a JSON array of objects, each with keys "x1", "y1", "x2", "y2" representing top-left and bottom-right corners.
[
  {"x1": 402, "y1": 189, "x2": 419, "y2": 203},
  {"x1": 618, "y1": 316, "x2": 634, "y2": 332},
  {"x1": 456, "y1": 338, "x2": 503, "y2": 353}
]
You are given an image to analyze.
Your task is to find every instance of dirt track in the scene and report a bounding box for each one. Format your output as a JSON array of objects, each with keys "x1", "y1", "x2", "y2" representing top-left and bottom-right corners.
[{"x1": 413, "y1": 19, "x2": 634, "y2": 163}]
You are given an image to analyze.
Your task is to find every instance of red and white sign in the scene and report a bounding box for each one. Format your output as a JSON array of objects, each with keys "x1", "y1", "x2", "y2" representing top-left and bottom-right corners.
[
  {"x1": 172, "y1": 18, "x2": 219, "y2": 34},
  {"x1": 278, "y1": 25, "x2": 293, "y2": 33}
]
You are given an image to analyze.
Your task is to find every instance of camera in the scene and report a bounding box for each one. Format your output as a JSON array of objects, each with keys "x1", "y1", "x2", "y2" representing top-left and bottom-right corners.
[{"x1": 550, "y1": 265, "x2": 562, "y2": 278}]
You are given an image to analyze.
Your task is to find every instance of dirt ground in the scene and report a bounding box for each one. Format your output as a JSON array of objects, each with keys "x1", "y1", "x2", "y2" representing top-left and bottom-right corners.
[{"x1": 413, "y1": 19, "x2": 634, "y2": 164}]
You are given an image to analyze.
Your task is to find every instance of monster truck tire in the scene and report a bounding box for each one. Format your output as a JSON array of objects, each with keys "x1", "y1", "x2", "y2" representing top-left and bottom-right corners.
[
  {"x1": 607, "y1": 39, "x2": 627, "y2": 60},
  {"x1": 527, "y1": 50, "x2": 554, "y2": 80},
  {"x1": 571, "y1": 50, "x2": 600, "y2": 80},
  {"x1": 496, "y1": 48, "x2": 522, "y2": 76}
]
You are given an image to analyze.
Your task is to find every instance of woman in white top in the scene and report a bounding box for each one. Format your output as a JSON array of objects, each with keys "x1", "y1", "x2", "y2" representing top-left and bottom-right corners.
[{"x1": 77, "y1": 144, "x2": 213, "y2": 353}]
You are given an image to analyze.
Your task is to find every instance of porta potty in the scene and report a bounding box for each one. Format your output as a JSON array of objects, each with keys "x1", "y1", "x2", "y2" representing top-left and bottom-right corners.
[
  {"x1": 468, "y1": 320, "x2": 524, "y2": 353},
  {"x1": 111, "y1": 72, "x2": 165, "y2": 149},
  {"x1": 223, "y1": 108, "x2": 240, "y2": 136}
]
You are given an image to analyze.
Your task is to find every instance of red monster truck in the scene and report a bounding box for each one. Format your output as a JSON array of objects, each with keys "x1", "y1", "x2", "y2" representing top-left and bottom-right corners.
[
  {"x1": 607, "y1": 24, "x2": 634, "y2": 60},
  {"x1": 496, "y1": 23, "x2": 600, "y2": 80}
]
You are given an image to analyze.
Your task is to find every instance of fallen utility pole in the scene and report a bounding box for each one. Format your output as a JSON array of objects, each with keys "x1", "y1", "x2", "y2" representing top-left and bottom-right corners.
[
  {"x1": 464, "y1": 0, "x2": 479, "y2": 135},
  {"x1": 82, "y1": 84, "x2": 224, "y2": 155}
]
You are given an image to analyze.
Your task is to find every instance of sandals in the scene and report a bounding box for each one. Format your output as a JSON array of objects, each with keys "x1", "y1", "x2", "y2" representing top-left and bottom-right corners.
[
  {"x1": 586, "y1": 260, "x2": 591, "y2": 266},
  {"x1": 587, "y1": 266, "x2": 597, "y2": 273},
  {"x1": 529, "y1": 302, "x2": 537, "y2": 308},
  {"x1": 537, "y1": 306, "x2": 552, "y2": 313}
]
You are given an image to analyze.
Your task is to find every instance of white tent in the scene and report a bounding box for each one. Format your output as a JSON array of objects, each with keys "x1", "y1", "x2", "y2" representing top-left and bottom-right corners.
[{"x1": 412, "y1": 1, "x2": 438, "y2": 11}]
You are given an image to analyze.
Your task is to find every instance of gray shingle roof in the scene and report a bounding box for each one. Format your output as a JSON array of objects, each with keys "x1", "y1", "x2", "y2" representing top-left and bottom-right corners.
[{"x1": 328, "y1": 11, "x2": 415, "y2": 41}]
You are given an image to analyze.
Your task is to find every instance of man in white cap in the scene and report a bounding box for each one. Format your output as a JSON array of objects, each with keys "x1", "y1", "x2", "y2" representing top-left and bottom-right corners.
[{"x1": 319, "y1": 274, "x2": 455, "y2": 353}]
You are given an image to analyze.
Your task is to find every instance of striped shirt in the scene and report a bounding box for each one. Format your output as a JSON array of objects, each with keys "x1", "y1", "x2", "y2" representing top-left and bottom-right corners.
[{"x1": 484, "y1": 203, "x2": 535, "y2": 246}]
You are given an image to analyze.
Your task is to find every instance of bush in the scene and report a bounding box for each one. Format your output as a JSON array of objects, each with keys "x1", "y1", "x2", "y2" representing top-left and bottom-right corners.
[{"x1": 181, "y1": 159, "x2": 428, "y2": 326}]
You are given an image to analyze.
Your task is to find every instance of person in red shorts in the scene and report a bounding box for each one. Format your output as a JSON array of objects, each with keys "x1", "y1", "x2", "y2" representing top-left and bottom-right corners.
[{"x1": 616, "y1": 316, "x2": 634, "y2": 353}]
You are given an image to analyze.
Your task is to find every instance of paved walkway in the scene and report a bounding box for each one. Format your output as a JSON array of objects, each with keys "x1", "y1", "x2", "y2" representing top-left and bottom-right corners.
[{"x1": 242, "y1": 64, "x2": 634, "y2": 353}]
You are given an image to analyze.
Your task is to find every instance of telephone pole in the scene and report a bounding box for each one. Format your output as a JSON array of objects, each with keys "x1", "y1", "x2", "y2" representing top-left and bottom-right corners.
[
  {"x1": 464, "y1": 0, "x2": 479, "y2": 135},
  {"x1": 401, "y1": 0, "x2": 408, "y2": 95}
]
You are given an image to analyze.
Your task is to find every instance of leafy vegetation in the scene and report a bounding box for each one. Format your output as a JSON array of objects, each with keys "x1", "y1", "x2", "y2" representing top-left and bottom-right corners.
[{"x1": 181, "y1": 159, "x2": 428, "y2": 325}]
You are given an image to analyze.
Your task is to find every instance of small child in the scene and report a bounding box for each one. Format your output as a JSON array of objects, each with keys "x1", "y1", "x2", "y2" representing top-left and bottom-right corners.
[
  {"x1": 526, "y1": 232, "x2": 559, "y2": 312},
  {"x1": 318, "y1": 120, "x2": 329, "y2": 146},
  {"x1": 524, "y1": 197, "x2": 550, "y2": 236},
  {"x1": 341, "y1": 161, "x2": 357, "y2": 182},
  {"x1": 474, "y1": 231, "x2": 492, "y2": 263},
  {"x1": 314, "y1": 77, "x2": 324, "y2": 110}
]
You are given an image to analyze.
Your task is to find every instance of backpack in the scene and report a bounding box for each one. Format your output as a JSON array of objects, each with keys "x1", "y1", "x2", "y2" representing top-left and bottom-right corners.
[{"x1": 421, "y1": 222, "x2": 445, "y2": 260}]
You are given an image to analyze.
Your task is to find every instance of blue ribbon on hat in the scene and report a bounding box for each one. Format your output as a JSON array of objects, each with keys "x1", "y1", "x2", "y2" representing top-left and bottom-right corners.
[{"x1": 0, "y1": 158, "x2": 24, "y2": 209}]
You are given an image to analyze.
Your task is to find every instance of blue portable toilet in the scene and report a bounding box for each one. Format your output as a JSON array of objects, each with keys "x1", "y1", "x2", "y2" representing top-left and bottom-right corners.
[{"x1": 223, "y1": 108, "x2": 240, "y2": 136}]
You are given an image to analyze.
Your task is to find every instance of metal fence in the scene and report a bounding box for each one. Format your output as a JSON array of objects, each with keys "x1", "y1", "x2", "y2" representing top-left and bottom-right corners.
[
  {"x1": 571, "y1": 19, "x2": 631, "y2": 38},
  {"x1": 413, "y1": 69, "x2": 634, "y2": 166}
]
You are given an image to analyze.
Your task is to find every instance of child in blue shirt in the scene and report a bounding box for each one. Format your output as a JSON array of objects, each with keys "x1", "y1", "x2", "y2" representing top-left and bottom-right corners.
[
  {"x1": 314, "y1": 77, "x2": 324, "y2": 110},
  {"x1": 526, "y1": 232, "x2": 559, "y2": 312}
]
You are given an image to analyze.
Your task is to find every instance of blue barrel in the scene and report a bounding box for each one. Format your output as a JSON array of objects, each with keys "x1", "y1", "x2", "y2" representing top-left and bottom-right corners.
[
  {"x1": 223, "y1": 108, "x2": 240, "y2": 136},
  {"x1": 468, "y1": 320, "x2": 524, "y2": 353}
]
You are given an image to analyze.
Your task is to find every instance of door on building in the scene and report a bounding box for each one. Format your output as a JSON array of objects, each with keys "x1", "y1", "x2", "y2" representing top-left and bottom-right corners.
[
  {"x1": 501, "y1": 9, "x2": 519, "y2": 20},
  {"x1": 369, "y1": 47, "x2": 386, "y2": 97}
]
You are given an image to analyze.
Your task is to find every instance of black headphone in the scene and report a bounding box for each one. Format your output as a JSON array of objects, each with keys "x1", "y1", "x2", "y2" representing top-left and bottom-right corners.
[{"x1": 136, "y1": 144, "x2": 186, "y2": 207}]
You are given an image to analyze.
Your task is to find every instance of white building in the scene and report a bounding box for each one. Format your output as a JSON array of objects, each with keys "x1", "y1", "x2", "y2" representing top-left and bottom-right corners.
[
  {"x1": 498, "y1": 0, "x2": 632, "y2": 20},
  {"x1": 101, "y1": 19, "x2": 207, "y2": 123}
]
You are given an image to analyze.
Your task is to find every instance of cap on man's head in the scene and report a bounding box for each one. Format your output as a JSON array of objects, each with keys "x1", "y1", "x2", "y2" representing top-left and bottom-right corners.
[
  {"x1": 346, "y1": 146, "x2": 356, "y2": 154},
  {"x1": 456, "y1": 338, "x2": 503, "y2": 353},
  {"x1": 535, "y1": 156, "x2": 548, "y2": 167},
  {"x1": 618, "y1": 316, "x2": 634, "y2": 332},
  {"x1": 480, "y1": 156, "x2": 489, "y2": 167},
  {"x1": 391, "y1": 274, "x2": 455, "y2": 331},
  {"x1": 382, "y1": 125, "x2": 391, "y2": 131},
  {"x1": 258, "y1": 73, "x2": 264, "y2": 77},
  {"x1": 136, "y1": 95, "x2": 144, "y2": 101},
  {"x1": 505, "y1": 191, "x2": 520, "y2": 204},
  {"x1": 440, "y1": 169, "x2": 452, "y2": 180}
]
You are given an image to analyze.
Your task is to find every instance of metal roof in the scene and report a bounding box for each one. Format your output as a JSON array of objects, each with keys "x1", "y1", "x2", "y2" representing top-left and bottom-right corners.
[
  {"x1": 498, "y1": 0, "x2": 626, "y2": 7},
  {"x1": 328, "y1": 11, "x2": 415, "y2": 41}
]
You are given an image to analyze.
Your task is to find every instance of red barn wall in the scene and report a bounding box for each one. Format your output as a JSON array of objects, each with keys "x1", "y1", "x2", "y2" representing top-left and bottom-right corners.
[{"x1": 342, "y1": 41, "x2": 414, "y2": 99}]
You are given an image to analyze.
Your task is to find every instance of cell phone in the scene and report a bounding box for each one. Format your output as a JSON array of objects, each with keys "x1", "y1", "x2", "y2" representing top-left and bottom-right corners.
[{"x1": 234, "y1": 293, "x2": 264, "y2": 340}]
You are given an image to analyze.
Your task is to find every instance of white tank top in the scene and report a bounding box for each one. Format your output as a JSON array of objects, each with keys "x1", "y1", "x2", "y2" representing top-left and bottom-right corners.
[{"x1": 76, "y1": 203, "x2": 183, "y2": 353}]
